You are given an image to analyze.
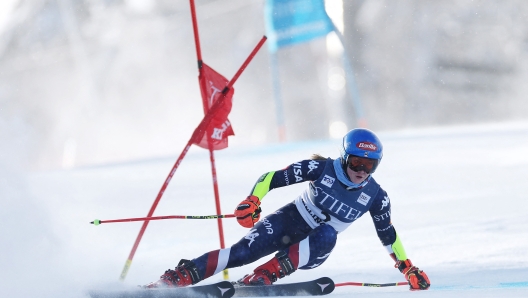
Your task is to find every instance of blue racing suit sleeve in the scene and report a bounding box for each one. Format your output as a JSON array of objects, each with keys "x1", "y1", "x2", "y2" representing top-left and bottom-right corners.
[
  {"x1": 369, "y1": 188, "x2": 396, "y2": 246},
  {"x1": 369, "y1": 189, "x2": 410, "y2": 261},
  {"x1": 270, "y1": 159, "x2": 327, "y2": 189},
  {"x1": 248, "y1": 159, "x2": 327, "y2": 200}
]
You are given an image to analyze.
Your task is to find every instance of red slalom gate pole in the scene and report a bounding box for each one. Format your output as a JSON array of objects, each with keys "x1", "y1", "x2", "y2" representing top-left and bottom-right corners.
[
  {"x1": 335, "y1": 281, "x2": 409, "y2": 287},
  {"x1": 118, "y1": 142, "x2": 192, "y2": 281},
  {"x1": 91, "y1": 214, "x2": 236, "y2": 225},
  {"x1": 207, "y1": 150, "x2": 226, "y2": 246},
  {"x1": 189, "y1": 0, "x2": 202, "y2": 63}
]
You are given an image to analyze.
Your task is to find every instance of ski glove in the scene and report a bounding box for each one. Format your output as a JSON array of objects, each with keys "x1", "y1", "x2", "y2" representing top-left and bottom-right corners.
[
  {"x1": 396, "y1": 259, "x2": 430, "y2": 290},
  {"x1": 235, "y1": 195, "x2": 262, "y2": 228}
]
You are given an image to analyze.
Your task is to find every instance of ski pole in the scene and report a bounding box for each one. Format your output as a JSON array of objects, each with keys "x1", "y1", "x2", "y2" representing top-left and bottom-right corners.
[
  {"x1": 335, "y1": 281, "x2": 408, "y2": 287},
  {"x1": 91, "y1": 214, "x2": 236, "y2": 225}
]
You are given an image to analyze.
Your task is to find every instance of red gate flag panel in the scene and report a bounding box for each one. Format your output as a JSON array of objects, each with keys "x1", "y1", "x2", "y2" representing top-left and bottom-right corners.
[{"x1": 193, "y1": 63, "x2": 235, "y2": 150}]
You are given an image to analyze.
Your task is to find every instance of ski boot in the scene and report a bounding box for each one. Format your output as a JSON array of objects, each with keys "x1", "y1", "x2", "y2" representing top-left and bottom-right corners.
[
  {"x1": 238, "y1": 252, "x2": 296, "y2": 286},
  {"x1": 144, "y1": 259, "x2": 201, "y2": 288}
]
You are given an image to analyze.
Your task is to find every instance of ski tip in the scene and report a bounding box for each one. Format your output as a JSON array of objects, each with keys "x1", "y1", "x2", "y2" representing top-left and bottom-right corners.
[
  {"x1": 315, "y1": 277, "x2": 335, "y2": 295},
  {"x1": 214, "y1": 281, "x2": 235, "y2": 298}
]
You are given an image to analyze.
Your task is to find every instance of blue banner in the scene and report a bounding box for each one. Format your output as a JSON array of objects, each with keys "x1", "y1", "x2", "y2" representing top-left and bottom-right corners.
[{"x1": 265, "y1": 0, "x2": 334, "y2": 52}]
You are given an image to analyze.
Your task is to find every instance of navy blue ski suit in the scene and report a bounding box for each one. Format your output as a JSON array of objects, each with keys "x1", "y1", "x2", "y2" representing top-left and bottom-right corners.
[{"x1": 191, "y1": 157, "x2": 396, "y2": 279}]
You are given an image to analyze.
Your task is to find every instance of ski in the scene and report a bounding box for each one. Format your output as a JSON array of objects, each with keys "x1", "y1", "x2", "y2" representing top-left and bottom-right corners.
[
  {"x1": 88, "y1": 281, "x2": 235, "y2": 298},
  {"x1": 232, "y1": 277, "x2": 335, "y2": 297}
]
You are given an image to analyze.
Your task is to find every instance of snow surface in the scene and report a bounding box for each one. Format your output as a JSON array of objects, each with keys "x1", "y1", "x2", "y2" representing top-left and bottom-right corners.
[{"x1": 9, "y1": 121, "x2": 528, "y2": 297}]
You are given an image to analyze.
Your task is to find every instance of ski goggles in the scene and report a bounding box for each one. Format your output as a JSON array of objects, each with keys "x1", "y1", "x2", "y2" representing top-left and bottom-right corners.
[{"x1": 347, "y1": 156, "x2": 379, "y2": 174}]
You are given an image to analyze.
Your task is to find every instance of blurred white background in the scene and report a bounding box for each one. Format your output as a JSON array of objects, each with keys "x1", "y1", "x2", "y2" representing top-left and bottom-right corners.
[{"x1": 1, "y1": 0, "x2": 528, "y2": 169}]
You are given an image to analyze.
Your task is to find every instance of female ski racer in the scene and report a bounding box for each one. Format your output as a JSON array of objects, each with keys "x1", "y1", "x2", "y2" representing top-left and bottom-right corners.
[{"x1": 146, "y1": 128, "x2": 430, "y2": 290}]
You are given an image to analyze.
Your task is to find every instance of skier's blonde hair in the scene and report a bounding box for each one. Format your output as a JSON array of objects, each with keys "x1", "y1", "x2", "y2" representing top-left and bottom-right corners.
[{"x1": 310, "y1": 154, "x2": 327, "y2": 160}]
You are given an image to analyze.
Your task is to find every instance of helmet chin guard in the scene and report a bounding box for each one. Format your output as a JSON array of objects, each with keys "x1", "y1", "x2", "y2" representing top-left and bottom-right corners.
[{"x1": 340, "y1": 128, "x2": 383, "y2": 173}]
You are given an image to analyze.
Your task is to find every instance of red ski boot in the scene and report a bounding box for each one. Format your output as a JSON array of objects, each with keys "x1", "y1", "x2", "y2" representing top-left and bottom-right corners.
[
  {"x1": 144, "y1": 259, "x2": 201, "y2": 288},
  {"x1": 238, "y1": 253, "x2": 296, "y2": 286}
]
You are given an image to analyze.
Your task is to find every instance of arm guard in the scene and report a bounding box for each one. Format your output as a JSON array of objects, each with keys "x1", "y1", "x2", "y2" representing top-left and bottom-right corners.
[
  {"x1": 248, "y1": 159, "x2": 327, "y2": 202},
  {"x1": 249, "y1": 171, "x2": 275, "y2": 201},
  {"x1": 385, "y1": 233, "x2": 408, "y2": 261}
]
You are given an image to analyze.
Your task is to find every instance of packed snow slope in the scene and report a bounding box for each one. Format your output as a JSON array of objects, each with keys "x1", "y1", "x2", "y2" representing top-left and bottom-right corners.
[{"x1": 19, "y1": 121, "x2": 528, "y2": 297}]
